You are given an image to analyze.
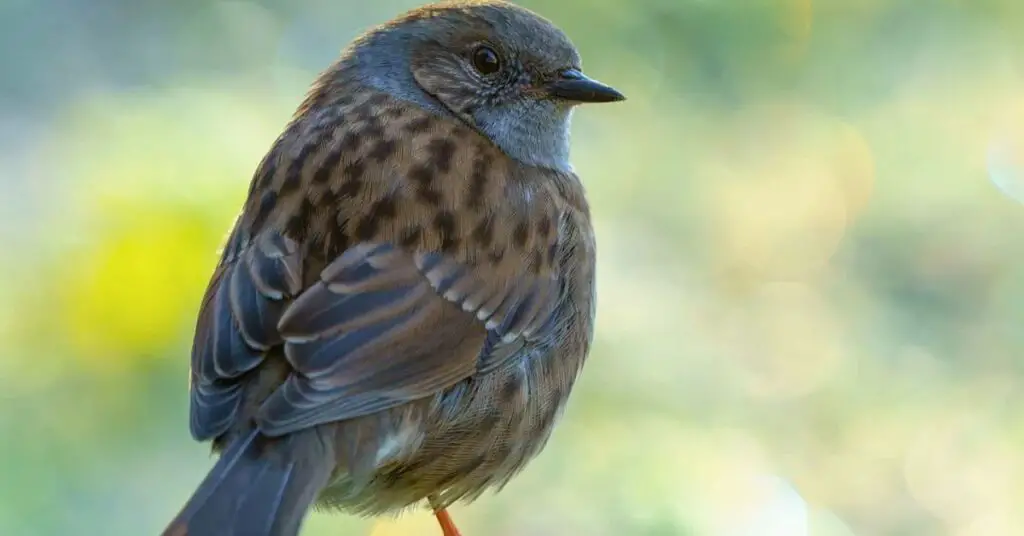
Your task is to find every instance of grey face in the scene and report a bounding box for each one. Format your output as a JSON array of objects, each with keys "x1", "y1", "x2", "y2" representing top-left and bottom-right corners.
[
  {"x1": 345, "y1": 1, "x2": 624, "y2": 172},
  {"x1": 469, "y1": 94, "x2": 577, "y2": 173}
]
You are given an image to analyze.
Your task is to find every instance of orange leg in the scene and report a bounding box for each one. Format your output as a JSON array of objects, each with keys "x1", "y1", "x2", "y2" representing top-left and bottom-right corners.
[
  {"x1": 433, "y1": 507, "x2": 461, "y2": 536},
  {"x1": 429, "y1": 497, "x2": 462, "y2": 536}
]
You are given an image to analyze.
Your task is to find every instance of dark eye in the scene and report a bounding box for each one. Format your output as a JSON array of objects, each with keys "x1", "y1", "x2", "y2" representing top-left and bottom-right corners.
[{"x1": 471, "y1": 46, "x2": 501, "y2": 75}]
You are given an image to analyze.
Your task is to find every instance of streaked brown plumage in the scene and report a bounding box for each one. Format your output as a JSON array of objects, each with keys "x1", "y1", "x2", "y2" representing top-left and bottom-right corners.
[{"x1": 162, "y1": 2, "x2": 624, "y2": 535}]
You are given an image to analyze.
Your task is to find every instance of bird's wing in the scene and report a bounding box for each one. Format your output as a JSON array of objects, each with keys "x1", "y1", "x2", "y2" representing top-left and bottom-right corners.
[
  {"x1": 188, "y1": 229, "x2": 301, "y2": 441},
  {"x1": 189, "y1": 233, "x2": 562, "y2": 441}
]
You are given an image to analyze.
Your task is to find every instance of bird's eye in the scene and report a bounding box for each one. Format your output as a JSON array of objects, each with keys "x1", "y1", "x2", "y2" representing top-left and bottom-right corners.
[{"x1": 471, "y1": 46, "x2": 501, "y2": 75}]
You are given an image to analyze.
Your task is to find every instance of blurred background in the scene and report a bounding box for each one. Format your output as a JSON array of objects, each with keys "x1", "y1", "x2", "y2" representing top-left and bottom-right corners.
[{"x1": 3, "y1": 0, "x2": 1024, "y2": 534}]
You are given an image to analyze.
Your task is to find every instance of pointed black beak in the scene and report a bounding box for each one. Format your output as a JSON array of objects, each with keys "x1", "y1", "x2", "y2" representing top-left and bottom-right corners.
[{"x1": 546, "y1": 69, "x2": 626, "y2": 104}]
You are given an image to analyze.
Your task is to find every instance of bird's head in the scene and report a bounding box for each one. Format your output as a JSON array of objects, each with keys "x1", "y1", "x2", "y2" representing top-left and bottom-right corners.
[{"x1": 342, "y1": 0, "x2": 625, "y2": 171}]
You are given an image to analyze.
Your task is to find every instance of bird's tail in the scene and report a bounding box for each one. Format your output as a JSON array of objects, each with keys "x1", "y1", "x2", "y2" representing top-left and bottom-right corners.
[{"x1": 162, "y1": 428, "x2": 335, "y2": 536}]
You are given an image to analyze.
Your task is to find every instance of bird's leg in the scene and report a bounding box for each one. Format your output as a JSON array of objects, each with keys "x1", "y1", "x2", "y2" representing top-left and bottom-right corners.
[
  {"x1": 434, "y1": 509, "x2": 462, "y2": 536},
  {"x1": 429, "y1": 497, "x2": 462, "y2": 536}
]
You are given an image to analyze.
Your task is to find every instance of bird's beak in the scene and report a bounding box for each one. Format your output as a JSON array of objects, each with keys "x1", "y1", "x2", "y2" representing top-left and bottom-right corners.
[{"x1": 546, "y1": 69, "x2": 626, "y2": 104}]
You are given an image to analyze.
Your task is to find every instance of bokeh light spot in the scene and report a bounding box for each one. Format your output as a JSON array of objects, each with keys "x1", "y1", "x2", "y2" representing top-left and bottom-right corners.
[{"x1": 988, "y1": 129, "x2": 1024, "y2": 204}]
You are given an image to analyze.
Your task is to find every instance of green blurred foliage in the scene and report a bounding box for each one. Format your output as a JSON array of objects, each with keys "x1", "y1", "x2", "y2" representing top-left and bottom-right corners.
[{"x1": 3, "y1": 0, "x2": 1024, "y2": 535}]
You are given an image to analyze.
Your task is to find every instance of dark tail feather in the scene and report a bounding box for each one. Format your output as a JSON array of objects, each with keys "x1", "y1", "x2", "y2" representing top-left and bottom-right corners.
[{"x1": 162, "y1": 429, "x2": 334, "y2": 536}]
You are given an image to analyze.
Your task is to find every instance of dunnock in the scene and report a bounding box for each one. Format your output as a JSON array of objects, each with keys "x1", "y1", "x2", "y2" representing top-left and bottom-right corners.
[{"x1": 162, "y1": 1, "x2": 623, "y2": 535}]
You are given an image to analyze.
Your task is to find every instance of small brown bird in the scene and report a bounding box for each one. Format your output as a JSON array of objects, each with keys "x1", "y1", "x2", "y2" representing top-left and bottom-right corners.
[{"x1": 162, "y1": 1, "x2": 623, "y2": 535}]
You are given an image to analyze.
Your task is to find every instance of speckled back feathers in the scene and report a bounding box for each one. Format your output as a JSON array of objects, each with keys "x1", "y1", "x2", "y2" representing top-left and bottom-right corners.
[{"x1": 231, "y1": 86, "x2": 580, "y2": 282}]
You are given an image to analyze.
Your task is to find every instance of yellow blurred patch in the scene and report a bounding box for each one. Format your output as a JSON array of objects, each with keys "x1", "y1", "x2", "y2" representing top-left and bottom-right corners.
[
  {"x1": 781, "y1": 0, "x2": 813, "y2": 63},
  {"x1": 36, "y1": 84, "x2": 283, "y2": 370},
  {"x1": 59, "y1": 204, "x2": 220, "y2": 367},
  {"x1": 702, "y1": 101, "x2": 875, "y2": 287},
  {"x1": 368, "y1": 511, "x2": 449, "y2": 536}
]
